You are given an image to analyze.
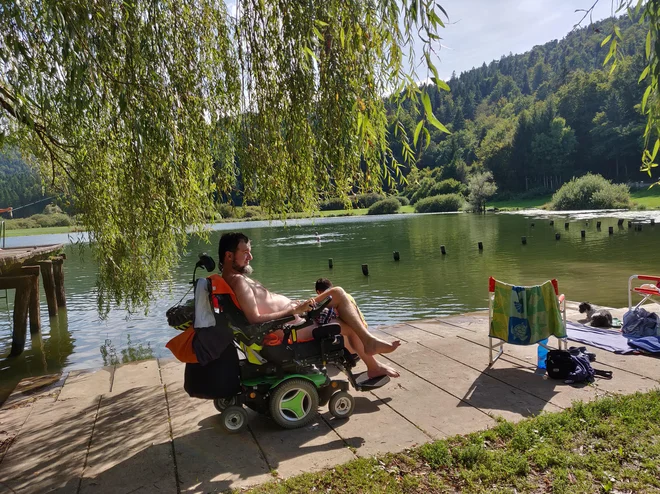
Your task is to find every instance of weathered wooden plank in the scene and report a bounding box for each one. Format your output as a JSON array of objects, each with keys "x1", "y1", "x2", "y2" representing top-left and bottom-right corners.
[
  {"x1": 0, "y1": 275, "x2": 33, "y2": 290},
  {"x1": 0, "y1": 244, "x2": 64, "y2": 274}
]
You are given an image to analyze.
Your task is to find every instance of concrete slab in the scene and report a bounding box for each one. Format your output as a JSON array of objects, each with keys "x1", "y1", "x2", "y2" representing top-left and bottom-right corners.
[
  {"x1": 389, "y1": 344, "x2": 562, "y2": 422},
  {"x1": 249, "y1": 413, "x2": 356, "y2": 478},
  {"x1": 58, "y1": 368, "x2": 112, "y2": 402},
  {"x1": 455, "y1": 325, "x2": 660, "y2": 403},
  {"x1": 160, "y1": 360, "x2": 273, "y2": 492},
  {"x1": 369, "y1": 360, "x2": 495, "y2": 439},
  {"x1": 320, "y1": 367, "x2": 431, "y2": 458},
  {"x1": 110, "y1": 359, "x2": 161, "y2": 393},
  {"x1": 2, "y1": 373, "x2": 65, "y2": 409},
  {"x1": 437, "y1": 313, "x2": 490, "y2": 333},
  {"x1": 420, "y1": 336, "x2": 606, "y2": 410},
  {"x1": 0, "y1": 396, "x2": 98, "y2": 493},
  {"x1": 3, "y1": 309, "x2": 660, "y2": 493},
  {"x1": 377, "y1": 323, "x2": 443, "y2": 344},
  {"x1": 407, "y1": 319, "x2": 476, "y2": 337},
  {"x1": 79, "y1": 362, "x2": 175, "y2": 494},
  {"x1": 0, "y1": 401, "x2": 33, "y2": 464}
]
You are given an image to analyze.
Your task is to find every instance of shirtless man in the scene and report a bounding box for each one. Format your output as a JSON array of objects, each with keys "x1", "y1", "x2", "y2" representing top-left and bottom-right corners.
[{"x1": 219, "y1": 232, "x2": 400, "y2": 378}]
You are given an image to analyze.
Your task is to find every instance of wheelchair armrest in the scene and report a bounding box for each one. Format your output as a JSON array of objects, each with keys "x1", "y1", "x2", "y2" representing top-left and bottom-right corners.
[
  {"x1": 237, "y1": 315, "x2": 296, "y2": 345},
  {"x1": 245, "y1": 315, "x2": 296, "y2": 336}
]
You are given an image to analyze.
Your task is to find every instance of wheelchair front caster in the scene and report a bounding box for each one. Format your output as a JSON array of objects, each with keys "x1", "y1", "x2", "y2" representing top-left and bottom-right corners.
[
  {"x1": 214, "y1": 396, "x2": 239, "y2": 413},
  {"x1": 221, "y1": 405, "x2": 248, "y2": 433},
  {"x1": 328, "y1": 391, "x2": 355, "y2": 419}
]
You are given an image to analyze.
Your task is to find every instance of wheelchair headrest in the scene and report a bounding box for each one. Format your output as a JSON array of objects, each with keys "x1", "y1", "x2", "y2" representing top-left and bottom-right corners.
[
  {"x1": 312, "y1": 323, "x2": 341, "y2": 341},
  {"x1": 196, "y1": 253, "x2": 216, "y2": 272}
]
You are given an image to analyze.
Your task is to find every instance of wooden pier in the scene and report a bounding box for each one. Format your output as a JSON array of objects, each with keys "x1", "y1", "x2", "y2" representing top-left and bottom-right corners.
[{"x1": 0, "y1": 244, "x2": 66, "y2": 356}]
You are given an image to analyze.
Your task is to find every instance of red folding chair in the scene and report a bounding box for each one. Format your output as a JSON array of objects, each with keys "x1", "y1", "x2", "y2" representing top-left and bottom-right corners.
[{"x1": 628, "y1": 275, "x2": 660, "y2": 311}]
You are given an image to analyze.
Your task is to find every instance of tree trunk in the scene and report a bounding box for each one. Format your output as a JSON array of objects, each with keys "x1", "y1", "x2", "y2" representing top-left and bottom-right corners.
[{"x1": 616, "y1": 158, "x2": 619, "y2": 179}]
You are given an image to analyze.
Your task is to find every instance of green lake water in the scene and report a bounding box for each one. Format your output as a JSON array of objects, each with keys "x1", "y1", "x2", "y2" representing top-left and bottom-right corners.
[{"x1": 1, "y1": 211, "x2": 659, "y2": 404}]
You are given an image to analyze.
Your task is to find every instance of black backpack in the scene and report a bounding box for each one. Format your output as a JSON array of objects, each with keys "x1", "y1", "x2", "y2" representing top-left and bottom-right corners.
[{"x1": 546, "y1": 347, "x2": 613, "y2": 383}]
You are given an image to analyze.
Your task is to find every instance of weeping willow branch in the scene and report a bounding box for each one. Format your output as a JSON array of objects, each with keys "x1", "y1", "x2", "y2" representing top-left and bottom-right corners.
[{"x1": 0, "y1": 0, "x2": 448, "y2": 313}]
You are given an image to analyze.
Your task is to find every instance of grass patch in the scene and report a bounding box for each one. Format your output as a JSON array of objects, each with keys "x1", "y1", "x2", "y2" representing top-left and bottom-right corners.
[
  {"x1": 488, "y1": 195, "x2": 552, "y2": 210},
  {"x1": 631, "y1": 187, "x2": 660, "y2": 209},
  {"x1": 4, "y1": 225, "x2": 78, "y2": 237},
  {"x1": 243, "y1": 391, "x2": 660, "y2": 493}
]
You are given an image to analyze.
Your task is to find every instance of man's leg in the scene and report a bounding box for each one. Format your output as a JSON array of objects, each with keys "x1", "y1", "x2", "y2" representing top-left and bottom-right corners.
[
  {"x1": 336, "y1": 321, "x2": 400, "y2": 378},
  {"x1": 315, "y1": 287, "x2": 400, "y2": 356}
]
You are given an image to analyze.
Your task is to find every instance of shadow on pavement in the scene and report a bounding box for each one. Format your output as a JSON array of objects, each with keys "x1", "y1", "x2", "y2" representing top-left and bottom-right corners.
[{"x1": 458, "y1": 366, "x2": 561, "y2": 418}]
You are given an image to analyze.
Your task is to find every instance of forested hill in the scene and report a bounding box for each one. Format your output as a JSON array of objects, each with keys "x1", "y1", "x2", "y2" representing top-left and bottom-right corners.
[
  {"x1": 390, "y1": 14, "x2": 648, "y2": 195},
  {"x1": 0, "y1": 149, "x2": 46, "y2": 217}
]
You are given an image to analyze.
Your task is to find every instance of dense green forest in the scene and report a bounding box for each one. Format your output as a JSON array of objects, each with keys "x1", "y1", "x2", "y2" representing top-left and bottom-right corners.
[
  {"x1": 390, "y1": 14, "x2": 648, "y2": 200},
  {"x1": 0, "y1": 148, "x2": 47, "y2": 217}
]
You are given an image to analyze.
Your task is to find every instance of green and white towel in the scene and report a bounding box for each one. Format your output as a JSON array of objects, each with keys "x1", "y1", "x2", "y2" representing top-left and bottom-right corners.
[{"x1": 489, "y1": 279, "x2": 566, "y2": 345}]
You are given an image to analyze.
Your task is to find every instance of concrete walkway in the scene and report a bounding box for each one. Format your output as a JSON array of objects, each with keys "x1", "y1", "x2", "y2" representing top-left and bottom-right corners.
[{"x1": 2, "y1": 302, "x2": 660, "y2": 493}]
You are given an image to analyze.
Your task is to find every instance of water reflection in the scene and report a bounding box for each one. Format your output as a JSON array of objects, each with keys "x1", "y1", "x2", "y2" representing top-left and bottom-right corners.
[
  {"x1": 99, "y1": 335, "x2": 154, "y2": 366},
  {"x1": 0, "y1": 309, "x2": 72, "y2": 405}
]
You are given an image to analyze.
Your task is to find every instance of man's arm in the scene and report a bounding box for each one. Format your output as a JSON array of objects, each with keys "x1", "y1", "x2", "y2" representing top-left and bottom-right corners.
[{"x1": 230, "y1": 276, "x2": 311, "y2": 324}]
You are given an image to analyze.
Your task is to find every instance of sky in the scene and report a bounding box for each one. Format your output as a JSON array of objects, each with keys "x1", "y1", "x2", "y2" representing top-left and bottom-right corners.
[
  {"x1": 425, "y1": 0, "x2": 619, "y2": 80},
  {"x1": 224, "y1": 0, "x2": 620, "y2": 81}
]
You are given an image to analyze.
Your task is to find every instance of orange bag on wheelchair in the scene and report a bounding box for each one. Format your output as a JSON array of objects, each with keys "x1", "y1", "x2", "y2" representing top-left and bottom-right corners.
[{"x1": 166, "y1": 329, "x2": 198, "y2": 363}]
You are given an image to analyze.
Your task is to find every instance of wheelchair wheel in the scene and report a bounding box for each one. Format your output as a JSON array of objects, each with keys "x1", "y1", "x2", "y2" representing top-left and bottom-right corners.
[
  {"x1": 221, "y1": 405, "x2": 248, "y2": 434},
  {"x1": 214, "y1": 396, "x2": 239, "y2": 413},
  {"x1": 328, "y1": 391, "x2": 355, "y2": 419},
  {"x1": 269, "y1": 378, "x2": 319, "y2": 429}
]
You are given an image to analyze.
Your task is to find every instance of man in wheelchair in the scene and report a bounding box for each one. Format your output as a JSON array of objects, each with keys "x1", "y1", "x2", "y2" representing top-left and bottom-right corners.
[
  {"x1": 170, "y1": 232, "x2": 400, "y2": 432},
  {"x1": 219, "y1": 232, "x2": 401, "y2": 380}
]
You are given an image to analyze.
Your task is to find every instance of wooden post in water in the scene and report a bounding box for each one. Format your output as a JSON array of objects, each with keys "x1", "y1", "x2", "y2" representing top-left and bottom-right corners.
[
  {"x1": 581, "y1": 230, "x2": 586, "y2": 238},
  {"x1": 0, "y1": 276, "x2": 33, "y2": 357},
  {"x1": 564, "y1": 222, "x2": 569, "y2": 229},
  {"x1": 609, "y1": 226, "x2": 614, "y2": 235},
  {"x1": 393, "y1": 251, "x2": 400, "y2": 261},
  {"x1": 22, "y1": 266, "x2": 41, "y2": 334},
  {"x1": 440, "y1": 245, "x2": 446, "y2": 255},
  {"x1": 11, "y1": 281, "x2": 32, "y2": 357},
  {"x1": 478, "y1": 242, "x2": 483, "y2": 250},
  {"x1": 52, "y1": 257, "x2": 66, "y2": 307},
  {"x1": 328, "y1": 258, "x2": 333, "y2": 269},
  {"x1": 521, "y1": 236, "x2": 527, "y2": 245},
  {"x1": 38, "y1": 260, "x2": 58, "y2": 317},
  {"x1": 596, "y1": 221, "x2": 601, "y2": 230},
  {"x1": 361, "y1": 264, "x2": 369, "y2": 276},
  {"x1": 555, "y1": 233, "x2": 561, "y2": 240},
  {"x1": 617, "y1": 219, "x2": 624, "y2": 226}
]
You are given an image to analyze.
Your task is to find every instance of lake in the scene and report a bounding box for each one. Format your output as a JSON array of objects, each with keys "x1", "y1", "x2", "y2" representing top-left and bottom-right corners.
[{"x1": 2, "y1": 210, "x2": 660, "y2": 404}]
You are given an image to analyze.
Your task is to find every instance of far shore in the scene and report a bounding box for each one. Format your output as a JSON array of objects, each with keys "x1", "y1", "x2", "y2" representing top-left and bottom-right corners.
[{"x1": 3, "y1": 188, "x2": 660, "y2": 239}]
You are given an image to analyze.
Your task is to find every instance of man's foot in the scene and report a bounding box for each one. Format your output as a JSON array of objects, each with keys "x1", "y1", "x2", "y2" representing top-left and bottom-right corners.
[
  {"x1": 363, "y1": 336, "x2": 400, "y2": 356},
  {"x1": 367, "y1": 361, "x2": 400, "y2": 379}
]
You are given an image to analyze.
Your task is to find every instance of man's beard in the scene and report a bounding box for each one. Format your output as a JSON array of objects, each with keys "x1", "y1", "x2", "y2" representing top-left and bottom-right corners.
[{"x1": 233, "y1": 262, "x2": 253, "y2": 275}]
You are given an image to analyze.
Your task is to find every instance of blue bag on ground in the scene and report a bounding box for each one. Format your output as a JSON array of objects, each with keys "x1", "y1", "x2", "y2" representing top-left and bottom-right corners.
[{"x1": 622, "y1": 308, "x2": 659, "y2": 338}]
